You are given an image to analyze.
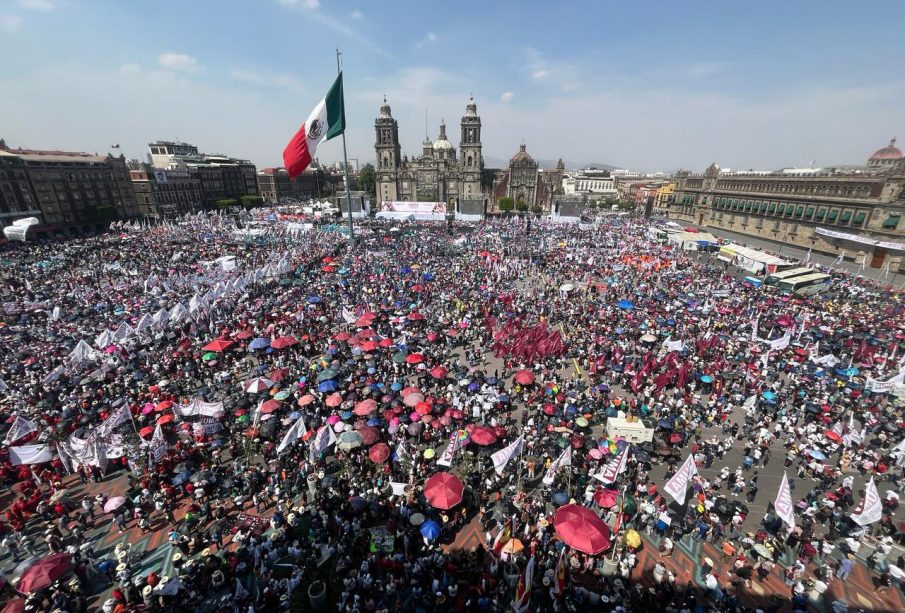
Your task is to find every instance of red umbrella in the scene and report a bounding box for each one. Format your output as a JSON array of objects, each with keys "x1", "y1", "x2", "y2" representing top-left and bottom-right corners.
[
  {"x1": 16, "y1": 553, "x2": 73, "y2": 593},
  {"x1": 1, "y1": 599, "x2": 26, "y2": 613},
  {"x1": 268, "y1": 368, "x2": 290, "y2": 383},
  {"x1": 405, "y1": 353, "x2": 425, "y2": 364},
  {"x1": 401, "y1": 386, "x2": 422, "y2": 397},
  {"x1": 154, "y1": 400, "x2": 174, "y2": 412},
  {"x1": 325, "y1": 393, "x2": 343, "y2": 407},
  {"x1": 355, "y1": 314, "x2": 376, "y2": 327},
  {"x1": 360, "y1": 340, "x2": 378, "y2": 352},
  {"x1": 378, "y1": 338, "x2": 394, "y2": 347},
  {"x1": 260, "y1": 400, "x2": 281, "y2": 414},
  {"x1": 271, "y1": 337, "x2": 298, "y2": 349},
  {"x1": 407, "y1": 312, "x2": 425, "y2": 321},
  {"x1": 415, "y1": 401, "x2": 433, "y2": 415},
  {"x1": 139, "y1": 426, "x2": 155, "y2": 437},
  {"x1": 470, "y1": 425, "x2": 498, "y2": 446},
  {"x1": 354, "y1": 399, "x2": 378, "y2": 416},
  {"x1": 593, "y1": 488, "x2": 619, "y2": 508},
  {"x1": 825, "y1": 430, "x2": 842, "y2": 443},
  {"x1": 358, "y1": 426, "x2": 380, "y2": 446},
  {"x1": 369, "y1": 443, "x2": 390, "y2": 463},
  {"x1": 156, "y1": 414, "x2": 175, "y2": 425},
  {"x1": 202, "y1": 339, "x2": 234, "y2": 353},
  {"x1": 429, "y1": 366, "x2": 449, "y2": 379},
  {"x1": 513, "y1": 369, "x2": 535, "y2": 385},
  {"x1": 334, "y1": 332, "x2": 351, "y2": 342},
  {"x1": 543, "y1": 404, "x2": 556, "y2": 416},
  {"x1": 553, "y1": 504, "x2": 611, "y2": 554},
  {"x1": 298, "y1": 394, "x2": 316, "y2": 407},
  {"x1": 234, "y1": 328, "x2": 253, "y2": 340},
  {"x1": 424, "y1": 472, "x2": 464, "y2": 510}
]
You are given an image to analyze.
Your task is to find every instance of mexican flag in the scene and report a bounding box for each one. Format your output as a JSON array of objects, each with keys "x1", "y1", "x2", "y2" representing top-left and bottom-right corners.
[{"x1": 282, "y1": 72, "x2": 345, "y2": 179}]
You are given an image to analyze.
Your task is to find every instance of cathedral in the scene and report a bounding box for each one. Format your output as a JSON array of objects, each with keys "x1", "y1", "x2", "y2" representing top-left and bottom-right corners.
[
  {"x1": 374, "y1": 96, "x2": 564, "y2": 213},
  {"x1": 375, "y1": 97, "x2": 484, "y2": 205}
]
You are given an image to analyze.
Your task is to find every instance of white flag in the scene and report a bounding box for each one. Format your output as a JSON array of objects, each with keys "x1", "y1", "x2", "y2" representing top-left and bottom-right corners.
[
  {"x1": 663, "y1": 453, "x2": 697, "y2": 505},
  {"x1": 767, "y1": 332, "x2": 791, "y2": 352},
  {"x1": 437, "y1": 431, "x2": 461, "y2": 467},
  {"x1": 9, "y1": 444, "x2": 54, "y2": 466},
  {"x1": 3, "y1": 415, "x2": 38, "y2": 445},
  {"x1": 491, "y1": 435, "x2": 524, "y2": 476},
  {"x1": 850, "y1": 476, "x2": 883, "y2": 526},
  {"x1": 96, "y1": 404, "x2": 131, "y2": 438},
  {"x1": 0, "y1": 377, "x2": 7, "y2": 392},
  {"x1": 341, "y1": 306, "x2": 357, "y2": 324},
  {"x1": 543, "y1": 446, "x2": 573, "y2": 484},
  {"x1": 774, "y1": 472, "x2": 795, "y2": 529},
  {"x1": 594, "y1": 445, "x2": 630, "y2": 485},
  {"x1": 750, "y1": 314, "x2": 760, "y2": 341},
  {"x1": 276, "y1": 416, "x2": 308, "y2": 454},
  {"x1": 309, "y1": 425, "x2": 337, "y2": 461},
  {"x1": 389, "y1": 482, "x2": 409, "y2": 497}
]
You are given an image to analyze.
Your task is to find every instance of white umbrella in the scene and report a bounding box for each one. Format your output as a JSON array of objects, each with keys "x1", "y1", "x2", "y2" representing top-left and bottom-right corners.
[
  {"x1": 245, "y1": 377, "x2": 273, "y2": 394},
  {"x1": 104, "y1": 496, "x2": 127, "y2": 513}
]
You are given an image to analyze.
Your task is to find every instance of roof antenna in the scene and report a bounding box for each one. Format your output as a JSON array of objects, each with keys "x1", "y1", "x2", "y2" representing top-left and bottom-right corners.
[{"x1": 425, "y1": 107, "x2": 428, "y2": 141}]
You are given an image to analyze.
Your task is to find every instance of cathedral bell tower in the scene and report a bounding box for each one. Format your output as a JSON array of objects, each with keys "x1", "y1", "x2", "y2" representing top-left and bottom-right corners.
[
  {"x1": 374, "y1": 97, "x2": 401, "y2": 202},
  {"x1": 460, "y1": 96, "x2": 482, "y2": 198}
]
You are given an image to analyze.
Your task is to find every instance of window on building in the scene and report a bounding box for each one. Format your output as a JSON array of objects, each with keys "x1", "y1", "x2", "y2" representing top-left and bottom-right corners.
[
  {"x1": 840, "y1": 210, "x2": 852, "y2": 223},
  {"x1": 794, "y1": 206, "x2": 804, "y2": 218},
  {"x1": 827, "y1": 209, "x2": 838, "y2": 222},
  {"x1": 853, "y1": 211, "x2": 866, "y2": 226},
  {"x1": 768, "y1": 202, "x2": 776, "y2": 214},
  {"x1": 804, "y1": 207, "x2": 814, "y2": 219},
  {"x1": 883, "y1": 214, "x2": 901, "y2": 229},
  {"x1": 815, "y1": 209, "x2": 826, "y2": 221}
]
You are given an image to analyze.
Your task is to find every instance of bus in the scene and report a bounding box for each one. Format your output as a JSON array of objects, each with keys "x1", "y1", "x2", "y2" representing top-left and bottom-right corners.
[
  {"x1": 777, "y1": 272, "x2": 832, "y2": 295},
  {"x1": 764, "y1": 267, "x2": 813, "y2": 286}
]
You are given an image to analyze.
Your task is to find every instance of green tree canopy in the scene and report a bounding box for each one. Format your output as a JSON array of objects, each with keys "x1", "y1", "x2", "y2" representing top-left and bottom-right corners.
[
  {"x1": 358, "y1": 163, "x2": 376, "y2": 198},
  {"x1": 498, "y1": 196, "x2": 514, "y2": 212}
]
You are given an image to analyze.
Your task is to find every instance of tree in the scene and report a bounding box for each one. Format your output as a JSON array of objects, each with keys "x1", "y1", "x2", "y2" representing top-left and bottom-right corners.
[
  {"x1": 515, "y1": 201, "x2": 529, "y2": 213},
  {"x1": 530, "y1": 204, "x2": 543, "y2": 216},
  {"x1": 216, "y1": 198, "x2": 238, "y2": 208},
  {"x1": 240, "y1": 195, "x2": 264, "y2": 208},
  {"x1": 358, "y1": 163, "x2": 376, "y2": 199},
  {"x1": 498, "y1": 197, "x2": 514, "y2": 213}
]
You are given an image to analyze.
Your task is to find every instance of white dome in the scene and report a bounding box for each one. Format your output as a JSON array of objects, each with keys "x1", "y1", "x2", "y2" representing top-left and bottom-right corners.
[{"x1": 433, "y1": 138, "x2": 454, "y2": 150}]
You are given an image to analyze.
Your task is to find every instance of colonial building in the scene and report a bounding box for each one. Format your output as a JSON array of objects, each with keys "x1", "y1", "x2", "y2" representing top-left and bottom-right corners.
[
  {"x1": 147, "y1": 140, "x2": 258, "y2": 208},
  {"x1": 0, "y1": 138, "x2": 139, "y2": 236},
  {"x1": 489, "y1": 147, "x2": 565, "y2": 213},
  {"x1": 258, "y1": 165, "x2": 344, "y2": 204},
  {"x1": 375, "y1": 97, "x2": 485, "y2": 205},
  {"x1": 129, "y1": 166, "x2": 204, "y2": 217},
  {"x1": 669, "y1": 139, "x2": 905, "y2": 269}
]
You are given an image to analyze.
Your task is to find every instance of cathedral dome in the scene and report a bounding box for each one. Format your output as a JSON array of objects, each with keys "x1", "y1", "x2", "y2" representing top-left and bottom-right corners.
[
  {"x1": 433, "y1": 121, "x2": 454, "y2": 151},
  {"x1": 510, "y1": 143, "x2": 534, "y2": 164},
  {"x1": 869, "y1": 138, "x2": 902, "y2": 163}
]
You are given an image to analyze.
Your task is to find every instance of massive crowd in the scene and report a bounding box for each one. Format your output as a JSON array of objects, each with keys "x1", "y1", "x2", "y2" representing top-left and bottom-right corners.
[{"x1": 0, "y1": 211, "x2": 903, "y2": 613}]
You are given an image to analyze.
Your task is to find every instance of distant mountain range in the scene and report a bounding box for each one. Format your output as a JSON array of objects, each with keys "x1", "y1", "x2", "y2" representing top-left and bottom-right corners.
[{"x1": 483, "y1": 156, "x2": 619, "y2": 171}]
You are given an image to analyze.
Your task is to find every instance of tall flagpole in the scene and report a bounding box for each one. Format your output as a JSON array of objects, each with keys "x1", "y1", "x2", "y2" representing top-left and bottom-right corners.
[{"x1": 336, "y1": 49, "x2": 356, "y2": 245}]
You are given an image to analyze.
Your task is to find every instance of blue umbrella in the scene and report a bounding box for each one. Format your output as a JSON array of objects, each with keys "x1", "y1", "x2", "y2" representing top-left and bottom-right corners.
[
  {"x1": 400, "y1": 266, "x2": 411, "y2": 275},
  {"x1": 468, "y1": 382, "x2": 479, "y2": 392},
  {"x1": 498, "y1": 394, "x2": 510, "y2": 402},
  {"x1": 762, "y1": 391, "x2": 777, "y2": 401},
  {"x1": 552, "y1": 491, "x2": 569, "y2": 505},
  {"x1": 391, "y1": 382, "x2": 403, "y2": 391},
  {"x1": 423, "y1": 273, "x2": 434, "y2": 281},
  {"x1": 615, "y1": 327, "x2": 625, "y2": 335},
  {"x1": 341, "y1": 410, "x2": 353, "y2": 420},
  {"x1": 420, "y1": 519, "x2": 441, "y2": 540},
  {"x1": 700, "y1": 375, "x2": 713, "y2": 383},
  {"x1": 289, "y1": 411, "x2": 301, "y2": 420},
  {"x1": 807, "y1": 449, "x2": 827, "y2": 461},
  {"x1": 367, "y1": 418, "x2": 380, "y2": 426},
  {"x1": 172, "y1": 471, "x2": 191, "y2": 486},
  {"x1": 318, "y1": 380, "x2": 338, "y2": 393},
  {"x1": 658, "y1": 418, "x2": 674, "y2": 430},
  {"x1": 617, "y1": 300, "x2": 634, "y2": 310},
  {"x1": 307, "y1": 296, "x2": 321, "y2": 304},
  {"x1": 250, "y1": 337, "x2": 272, "y2": 350}
]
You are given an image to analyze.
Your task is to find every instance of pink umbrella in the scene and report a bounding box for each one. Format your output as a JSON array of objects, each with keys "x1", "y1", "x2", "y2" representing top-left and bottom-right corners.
[
  {"x1": 103, "y1": 496, "x2": 127, "y2": 514},
  {"x1": 141, "y1": 403, "x2": 154, "y2": 415},
  {"x1": 410, "y1": 412, "x2": 421, "y2": 421},
  {"x1": 326, "y1": 415, "x2": 340, "y2": 425},
  {"x1": 325, "y1": 393, "x2": 343, "y2": 407},
  {"x1": 403, "y1": 394, "x2": 424, "y2": 407}
]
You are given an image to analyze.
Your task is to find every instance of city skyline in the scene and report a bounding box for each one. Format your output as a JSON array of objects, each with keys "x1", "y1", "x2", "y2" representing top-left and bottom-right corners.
[{"x1": 1, "y1": 0, "x2": 904, "y2": 172}]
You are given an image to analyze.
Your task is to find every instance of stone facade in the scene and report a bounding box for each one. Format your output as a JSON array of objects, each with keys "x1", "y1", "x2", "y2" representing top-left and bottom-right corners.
[
  {"x1": 375, "y1": 97, "x2": 485, "y2": 206},
  {"x1": 669, "y1": 145, "x2": 905, "y2": 269},
  {"x1": 0, "y1": 139, "x2": 139, "y2": 234}
]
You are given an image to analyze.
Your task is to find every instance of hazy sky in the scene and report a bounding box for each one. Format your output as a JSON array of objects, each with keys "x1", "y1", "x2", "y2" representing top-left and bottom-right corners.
[{"x1": 2, "y1": 0, "x2": 904, "y2": 172}]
